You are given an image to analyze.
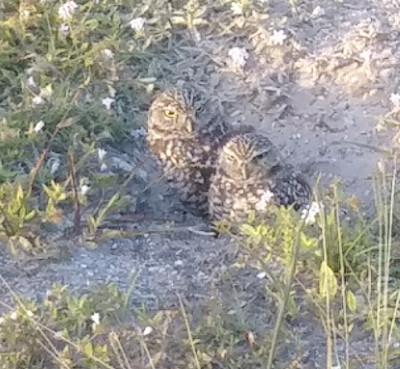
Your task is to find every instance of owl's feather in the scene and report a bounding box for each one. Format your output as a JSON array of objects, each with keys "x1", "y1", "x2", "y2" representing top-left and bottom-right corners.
[
  {"x1": 209, "y1": 132, "x2": 311, "y2": 223},
  {"x1": 147, "y1": 88, "x2": 233, "y2": 216}
]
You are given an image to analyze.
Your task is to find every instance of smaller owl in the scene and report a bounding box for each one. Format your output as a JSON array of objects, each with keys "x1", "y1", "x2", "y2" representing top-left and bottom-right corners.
[
  {"x1": 146, "y1": 88, "x2": 225, "y2": 216},
  {"x1": 209, "y1": 132, "x2": 312, "y2": 223}
]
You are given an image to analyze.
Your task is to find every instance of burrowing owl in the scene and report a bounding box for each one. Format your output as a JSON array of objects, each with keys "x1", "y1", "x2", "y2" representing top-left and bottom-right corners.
[
  {"x1": 209, "y1": 132, "x2": 312, "y2": 223},
  {"x1": 146, "y1": 88, "x2": 227, "y2": 216}
]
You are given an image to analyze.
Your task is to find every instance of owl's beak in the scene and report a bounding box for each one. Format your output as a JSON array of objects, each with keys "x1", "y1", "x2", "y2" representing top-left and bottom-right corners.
[
  {"x1": 241, "y1": 165, "x2": 248, "y2": 180},
  {"x1": 187, "y1": 120, "x2": 193, "y2": 133},
  {"x1": 185, "y1": 117, "x2": 193, "y2": 134}
]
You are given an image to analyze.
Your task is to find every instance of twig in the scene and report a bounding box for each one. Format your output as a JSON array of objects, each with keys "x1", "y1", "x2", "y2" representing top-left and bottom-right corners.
[
  {"x1": 68, "y1": 149, "x2": 81, "y2": 236},
  {"x1": 331, "y1": 140, "x2": 392, "y2": 156},
  {"x1": 27, "y1": 118, "x2": 75, "y2": 198}
]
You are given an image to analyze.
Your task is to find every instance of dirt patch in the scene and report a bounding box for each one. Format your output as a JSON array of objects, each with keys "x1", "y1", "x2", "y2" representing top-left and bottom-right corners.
[{"x1": 2, "y1": 0, "x2": 400, "y2": 367}]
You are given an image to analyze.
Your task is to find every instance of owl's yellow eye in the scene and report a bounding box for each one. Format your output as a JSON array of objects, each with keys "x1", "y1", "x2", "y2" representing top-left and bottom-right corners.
[{"x1": 164, "y1": 109, "x2": 178, "y2": 118}]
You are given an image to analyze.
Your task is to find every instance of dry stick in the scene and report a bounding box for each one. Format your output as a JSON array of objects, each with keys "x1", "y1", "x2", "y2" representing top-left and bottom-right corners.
[
  {"x1": 68, "y1": 150, "x2": 81, "y2": 236},
  {"x1": 331, "y1": 140, "x2": 393, "y2": 156},
  {"x1": 27, "y1": 118, "x2": 75, "y2": 198},
  {"x1": 108, "y1": 332, "x2": 133, "y2": 369},
  {"x1": 334, "y1": 184, "x2": 350, "y2": 369},
  {"x1": 319, "y1": 191, "x2": 333, "y2": 369},
  {"x1": 178, "y1": 294, "x2": 201, "y2": 369},
  {"x1": 27, "y1": 126, "x2": 61, "y2": 196},
  {"x1": 62, "y1": 151, "x2": 92, "y2": 189}
]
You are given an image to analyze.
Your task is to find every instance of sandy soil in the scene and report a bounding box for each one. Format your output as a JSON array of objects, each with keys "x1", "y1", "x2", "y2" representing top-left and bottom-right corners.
[{"x1": 2, "y1": 0, "x2": 400, "y2": 367}]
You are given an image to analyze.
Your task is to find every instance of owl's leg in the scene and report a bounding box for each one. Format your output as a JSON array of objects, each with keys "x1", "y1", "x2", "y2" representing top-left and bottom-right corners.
[{"x1": 168, "y1": 201, "x2": 189, "y2": 223}]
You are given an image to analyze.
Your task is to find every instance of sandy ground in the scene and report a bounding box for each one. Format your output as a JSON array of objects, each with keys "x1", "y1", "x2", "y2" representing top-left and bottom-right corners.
[{"x1": 2, "y1": 0, "x2": 400, "y2": 367}]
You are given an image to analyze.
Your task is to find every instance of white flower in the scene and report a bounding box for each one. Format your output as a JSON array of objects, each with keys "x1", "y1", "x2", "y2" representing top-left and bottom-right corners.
[
  {"x1": 255, "y1": 190, "x2": 274, "y2": 211},
  {"x1": 360, "y1": 49, "x2": 372, "y2": 61},
  {"x1": 21, "y1": 10, "x2": 30, "y2": 20},
  {"x1": 102, "y1": 49, "x2": 114, "y2": 59},
  {"x1": 91, "y1": 312, "x2": 100, "y2": 326},
  {"x1": 301, "y1": 201, "x2": 323, "y2": 225},
  {"x1": 129, "y1": 17, "x2": 146, "y2": 31},
  {"x1": 58, "y1": 23, "x2": 70, "y2": 37},
  {"x1": 100, "y1": 163, "x2": 108, "y2": 171},
  {"x1": 142, "y1": 326, "x2": 153, "y2": 336},
  {"x1": 27, "y1": 76, "x2": 36, "y2": 87},
  {"x1": 270, "y1": 30, "x2": 287, "y2": 46},
  {"x1": 257, "y1": 272, "x2": 266, "y2": 279},
  {"x1": 10, "y1": 311, "x2": 18, "y2": 320},
  {"x1": 97, "y1": 148, "x2": 107, "y2": 162},
  {"x1": 32, "y1": 95, "x2": 44, "y2": 106},
  {"x1": 53, "y1": 331, "x2": 63, "y2": 340},
  {"x1": 231, "y1": 2, "x2": 243, "y2": 15},
  {"x1": 101, "y1": 97, "x2": 115, "y2": 110},
  {"x1": 228, "y1": 47, "x2": 249, "y2": 68},
  {"x1": 390, "y1": 93, "x2": 400, "y2": 108},
  {"x1": 26, "y1": 310, "x2": 34, "y2": 318},
  {"x1": 34, "y1": 120, "x2": 45, "y2": 133},
  {"x1": 80, "y1": 184, "x2": 91, "y2": 195},
  {"x1": 377, "y1": 160, "x2": 385, "y2": 173},
  {"x1": 50, "y1": 158, "x2": 61, "y2": 174},
  {"x1": 58, "y1": 1, "x2": 78, "y2": 21},
  {"x1": 311, "y1": 5, "x2": 325, "y2": 17}
]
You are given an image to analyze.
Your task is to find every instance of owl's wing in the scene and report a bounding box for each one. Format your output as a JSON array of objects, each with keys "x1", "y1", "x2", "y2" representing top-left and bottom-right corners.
[{"x1": 267, "y1": 164, "x2": 312, "y2": 210}]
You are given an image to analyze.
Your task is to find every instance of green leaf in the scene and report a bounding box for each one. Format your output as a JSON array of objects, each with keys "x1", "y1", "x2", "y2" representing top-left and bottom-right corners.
[
  {"x1": 25, "y1": 210, "x2": 36, "y2": 221},
  {"x1": 300, "y1": 233, "x2": 318, "y2": 251},
  {"x1": 0, "y1": 167, "x2": 18, "y2": 180},
  {"x1": 239, "y1": 224, "x2": 256, "y2": 237},
  {"x1": 16, "y1": 184, "x2": 24, "y2": 202},
  {"x1": 346, "y1": 290, "x2": 357, "y2": 312},
  {"x1": 84, "y1": 342, "x2": 93, "y2": 357},
  {"x1": 319, "y1": 261, "x2": 337, "y2": 299}
]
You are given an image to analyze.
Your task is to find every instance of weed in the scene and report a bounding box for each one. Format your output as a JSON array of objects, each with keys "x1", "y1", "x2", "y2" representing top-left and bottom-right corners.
[{"x1": 0, "y1": 1, "x2": 400, "y2": 369}]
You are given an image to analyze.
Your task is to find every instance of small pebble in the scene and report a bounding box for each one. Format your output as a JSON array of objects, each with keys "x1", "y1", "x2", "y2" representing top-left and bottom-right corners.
[
  {"x1": 257, "y1": 272, "x2": 267, "y2": 279},
  {"x1": 312, "y1": 5, "x2": 325, "y2": 17}
]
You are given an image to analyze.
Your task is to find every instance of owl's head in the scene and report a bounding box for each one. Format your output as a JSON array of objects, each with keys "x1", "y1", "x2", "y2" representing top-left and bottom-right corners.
[
  {"x1": 219, "y1": 132, "x2": 280, "y2": 181},
  {"x1": 147, "y1": 88, "x2": 199, "y2": 139}
]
